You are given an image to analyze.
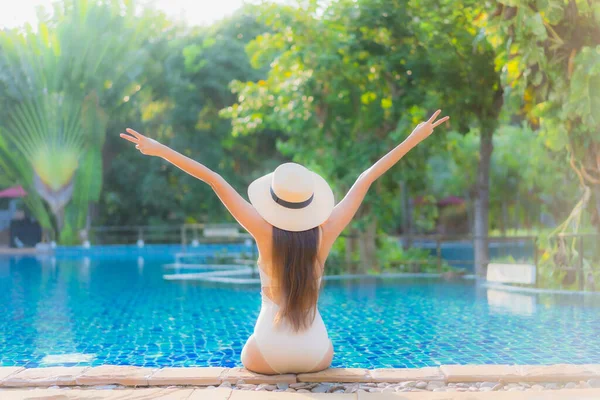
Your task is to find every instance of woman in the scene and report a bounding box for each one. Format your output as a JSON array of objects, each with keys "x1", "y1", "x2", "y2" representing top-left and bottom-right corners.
[{"x1": 120, "y1": 110, "x2": 449, "y2": 374}]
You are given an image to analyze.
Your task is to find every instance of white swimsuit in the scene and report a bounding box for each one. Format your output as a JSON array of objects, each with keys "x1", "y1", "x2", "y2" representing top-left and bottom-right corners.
[{"x1": 250, "y1": 258, "x2": 331, "y2": 374}]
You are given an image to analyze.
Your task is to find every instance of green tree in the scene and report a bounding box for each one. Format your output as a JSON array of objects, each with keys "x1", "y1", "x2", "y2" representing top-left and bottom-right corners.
[
  {"x1": 0, "y1": 0, "x2": 152, "y2": 242},
  {"x1": 428, "y1": 124, "x2": 578, "y2": 233},
  {"x1": 489, "y1": 0, "x2": 600, "y2": 235},
  {"x1": 224, "y1": 0, "x2": 501, "y2": 274},
  {"x1": 223, "y1": 0, "x2": 442, "y2": 272},
  {"x1": 487, "y1": 0, "x2": 600, "y2": 288},
  {"x1": 410, "y1": 0, "x2": 502, "y2": 275},
  {"x1": 98, "y1": 6, "x2": 281, "y2": 227}
]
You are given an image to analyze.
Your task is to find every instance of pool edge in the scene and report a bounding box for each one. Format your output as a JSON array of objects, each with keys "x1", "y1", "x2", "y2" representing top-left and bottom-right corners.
[{"x1": 1, "y1": 364, "x2": 599, "y2": 387}]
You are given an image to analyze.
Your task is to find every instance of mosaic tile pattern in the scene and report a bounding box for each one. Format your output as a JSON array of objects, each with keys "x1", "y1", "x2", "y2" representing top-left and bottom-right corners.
[{"x1": 1, "y1": 250, "x2": 600, "y2": 369}]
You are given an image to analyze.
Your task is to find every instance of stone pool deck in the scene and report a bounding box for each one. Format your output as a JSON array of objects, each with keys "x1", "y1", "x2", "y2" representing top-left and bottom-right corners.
[
  {"x1": 2, "y1": 365, "x2": 600, "y2": 399},
  {"x1": 2, "y1": 388, "x2": 600, "y2": 399}
]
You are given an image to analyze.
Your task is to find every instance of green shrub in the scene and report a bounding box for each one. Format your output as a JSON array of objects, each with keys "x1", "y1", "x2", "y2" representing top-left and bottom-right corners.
[{"x1": 376, "y1": 236, "x2": 454, "y2": 273}]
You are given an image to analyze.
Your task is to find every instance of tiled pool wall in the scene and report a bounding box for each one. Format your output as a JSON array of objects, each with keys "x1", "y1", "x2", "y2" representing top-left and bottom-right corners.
[{"x1": 50, "y1": 243, "x2": 256, "y2": 260}]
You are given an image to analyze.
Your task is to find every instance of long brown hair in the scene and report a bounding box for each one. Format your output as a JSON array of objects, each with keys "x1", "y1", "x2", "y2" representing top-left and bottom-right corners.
[{"x1": 271, "y1": 225, "x2": 321, "y2": 332}]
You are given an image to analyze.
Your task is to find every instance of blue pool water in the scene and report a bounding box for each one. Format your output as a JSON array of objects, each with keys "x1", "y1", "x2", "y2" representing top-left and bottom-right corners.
[{"x1": 1, "y1": 247, "x2": 600, "y2": 369}]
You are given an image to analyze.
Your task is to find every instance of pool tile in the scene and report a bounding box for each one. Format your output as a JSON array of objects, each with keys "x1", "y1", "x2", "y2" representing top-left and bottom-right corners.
[
  {"x1": 0, "y1": 367, "x2": 24, "y2": 386},
  {"x1": 3, "y1": 253, "x2": 600, "y2": 369},
  {"x1": 148, "y1": 367, "x2": 225, "y2": 386},
  {"x1": 3, "y1": 366, "x2": 89, "y2": 387},
  {"x1": 221, "y1": 367, "x2": 296, "y2": 384},
  {"x1": 76, "y1": 365, "x2": 157, "y2": 386},
  {"x1": 440, "y1": 365, "x2": 521, "y2": 382},
  {"x1": 298, "y1": 368, "x2": 371, "y2": 382},
  {"x1": 370, "y1": 367, "x2": 444, "y2": 382}
]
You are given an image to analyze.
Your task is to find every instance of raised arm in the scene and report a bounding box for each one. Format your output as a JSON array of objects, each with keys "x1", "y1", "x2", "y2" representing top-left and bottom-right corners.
[
  {"x1": 119, "y1": 129, "x2": 271, "y2": 239},
  {"x1": 320, "y1": 110, "x2": 449, "y2": 249}
]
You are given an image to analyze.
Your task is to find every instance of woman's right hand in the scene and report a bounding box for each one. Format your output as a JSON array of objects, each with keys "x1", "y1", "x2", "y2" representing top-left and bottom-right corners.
[
  {"x1": 407, "y1": 109, "x2": 449, "y2": 144},
  {"x1": 119, "y1": 128, "x2": 165, "y2": 157}
]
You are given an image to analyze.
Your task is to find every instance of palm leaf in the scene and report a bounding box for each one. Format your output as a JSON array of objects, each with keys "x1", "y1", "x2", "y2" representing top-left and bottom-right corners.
[{"x1": 0, "y1": 0, "x2": 149, "y2": 242}]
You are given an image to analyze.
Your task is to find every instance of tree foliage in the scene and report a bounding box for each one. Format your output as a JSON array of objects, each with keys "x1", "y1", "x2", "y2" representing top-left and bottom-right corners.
[
  {"x1": 97, "y1": 6, "x2": 280, "y2": 227},
  {"x1": 0, "y1": 0, "x2": 152, "y2": 242},
  {"x1": 0, "y1": 0, "x2": 593, "y2": 278},
  {"x1": 486, "y1": 0, "x2": 600, "y2": 287},
  {"x1": 489, "y1": 0, "x2": 600, "y2": 233},
  {"x1": 222, "y1": 1, "x2": 432, "y2": 270},
  {"x1": 222, "y1": 0, "x2": 500, "y2": 271},
  {"x1": 428, "y1": 124, "x2": 578, "y2": 232}
]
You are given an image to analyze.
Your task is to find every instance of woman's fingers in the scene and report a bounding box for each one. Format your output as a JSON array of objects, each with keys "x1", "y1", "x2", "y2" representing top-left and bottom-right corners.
[
  {"x1": 427, "y1": 109, "x2": 442, "y2": 123},
  {"x1": 120, "y1": 133, "x2": 138, "y2": 144},
  {"x1": 432, "y1": 116, "x2": 450, "y2": 128},
  {"x1": 126, "y1": 128, "x2": 145, "y2": 139}
]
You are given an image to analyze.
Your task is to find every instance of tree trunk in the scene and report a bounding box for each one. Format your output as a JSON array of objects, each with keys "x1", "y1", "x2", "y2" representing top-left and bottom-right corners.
[
  {"x1": 474, "y1": 130, "x2": 494, "y2": 277},
  {"x1": 358, "y1": 219, "x2": 378, "y2": 273},
  {"x1": 465, "y1": 191, "x2": 473, "y2": 235},
  {"x1": 594, "y1": 186, "x2": 600, "y2": 236}
]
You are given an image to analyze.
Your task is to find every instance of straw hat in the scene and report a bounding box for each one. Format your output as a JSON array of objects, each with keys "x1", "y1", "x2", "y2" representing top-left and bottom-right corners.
[{"x1": 248, "y1": 163, "x2": 335, "y2": 232}]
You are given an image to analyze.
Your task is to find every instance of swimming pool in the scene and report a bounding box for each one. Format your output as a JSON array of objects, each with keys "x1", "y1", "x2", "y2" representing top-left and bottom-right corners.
[{"x1": 1, "y1": 248, "x2": 600, "y2": 369}]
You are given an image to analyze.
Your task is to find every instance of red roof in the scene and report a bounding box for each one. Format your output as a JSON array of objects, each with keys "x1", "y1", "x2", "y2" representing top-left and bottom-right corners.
[
  {"x1": 437, "y1": 196, "x2": 464, "y2": 206},
  {"x1": 0, "y1": 186, "x2": 27, "y2": 198}
]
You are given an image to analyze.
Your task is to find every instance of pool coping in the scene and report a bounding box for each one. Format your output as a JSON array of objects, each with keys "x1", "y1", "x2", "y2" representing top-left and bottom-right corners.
[{"x1": 1, "y1": 364, "x2": 600, "y2": 388}]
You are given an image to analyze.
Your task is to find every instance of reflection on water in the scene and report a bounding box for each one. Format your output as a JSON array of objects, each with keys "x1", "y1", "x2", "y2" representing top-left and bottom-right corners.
[
  {"x1": 487, "y1": 289, "x2": 537, "y2": 316},
  {"x1": 41, "y1": 353, "x2": 95, "y2": 364},
  {"x1": 138, "y1": 256, "x2": 145, "y2": 274}
]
